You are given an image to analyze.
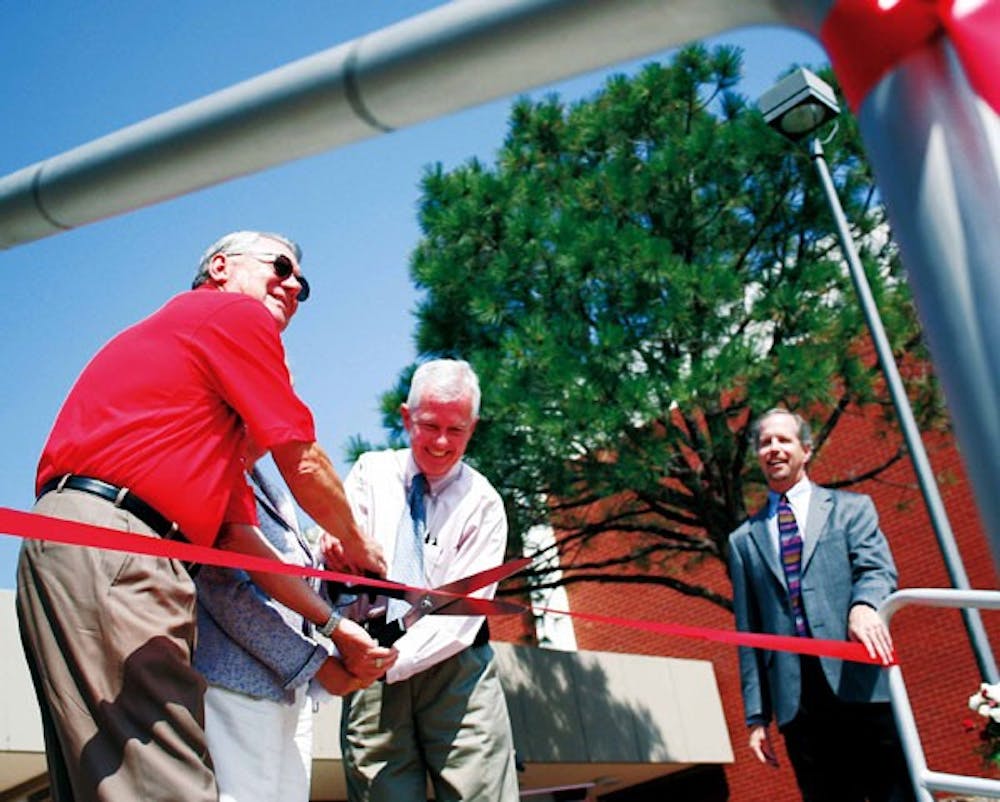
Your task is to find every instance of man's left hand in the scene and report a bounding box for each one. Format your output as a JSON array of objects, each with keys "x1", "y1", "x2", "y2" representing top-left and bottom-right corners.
[{"x1": 848, "y1": 603, "x2": 895, "y2": 665}]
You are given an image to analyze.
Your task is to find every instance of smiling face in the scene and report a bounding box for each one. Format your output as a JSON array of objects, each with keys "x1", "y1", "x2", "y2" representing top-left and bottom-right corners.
[
  {"x1": 756, "y1": 411, "x2": 811, "y2": 494},
  {"x1": 210, "y1": 237, "x2": 304, "y2": 331},
  {"x1": 401, "y1": 394, "x2": 477, "y2": 479}
]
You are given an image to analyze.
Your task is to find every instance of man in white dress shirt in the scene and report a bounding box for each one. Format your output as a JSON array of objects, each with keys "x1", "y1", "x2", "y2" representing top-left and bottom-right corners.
[{"x1": 338, "y1": 359, "x2": 519, "y2": 802}]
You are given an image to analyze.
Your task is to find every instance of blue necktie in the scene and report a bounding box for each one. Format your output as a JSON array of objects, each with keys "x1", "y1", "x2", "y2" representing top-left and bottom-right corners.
[
  {"x1": 778, "y1": 495, "x2": 809, "y2": 637},
  {"x1": 386, "y1": 474, "x2": 427, "y2": 623}
]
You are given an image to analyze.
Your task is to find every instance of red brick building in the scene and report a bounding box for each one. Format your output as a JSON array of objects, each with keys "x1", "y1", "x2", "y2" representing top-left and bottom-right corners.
[{"x1": 494, "y1": 404, "x2": 999, "y2": 800}]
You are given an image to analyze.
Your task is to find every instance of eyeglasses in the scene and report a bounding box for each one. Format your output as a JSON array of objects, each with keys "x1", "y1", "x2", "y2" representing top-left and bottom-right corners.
[{"x1": 227, "y1": 252, "x2": 310, "y2": 302}]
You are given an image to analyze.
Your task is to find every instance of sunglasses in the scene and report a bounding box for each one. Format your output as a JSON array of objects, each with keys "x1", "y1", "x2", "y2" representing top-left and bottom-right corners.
[{"x1": 228, "y1": 252, "x2": 310, "y2": 302}]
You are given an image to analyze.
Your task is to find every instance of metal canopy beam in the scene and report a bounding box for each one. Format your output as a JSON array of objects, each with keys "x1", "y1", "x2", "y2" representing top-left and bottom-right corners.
[{"x1": 0, "y1": 0, "x2": 797, "y2": 249}]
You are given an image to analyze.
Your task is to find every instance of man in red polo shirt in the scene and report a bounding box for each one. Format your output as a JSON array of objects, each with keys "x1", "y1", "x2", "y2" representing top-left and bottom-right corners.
[{"x1": 17, "y1": 231, "x2": 396, "y2": 802}]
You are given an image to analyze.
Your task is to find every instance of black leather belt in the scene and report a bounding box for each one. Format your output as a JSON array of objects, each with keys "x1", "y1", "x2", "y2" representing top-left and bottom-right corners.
[
  {"x1": 364, "y1": 615, "x2": 490, "y2": 649},
  {"x1": 38, "y1": 474, "x2": 186, "y2": 542}
]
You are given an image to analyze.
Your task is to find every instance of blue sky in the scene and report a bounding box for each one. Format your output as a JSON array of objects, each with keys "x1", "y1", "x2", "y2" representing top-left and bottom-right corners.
[{"x1": 0, "y1": 3, "x2": 826, "y2": 588}]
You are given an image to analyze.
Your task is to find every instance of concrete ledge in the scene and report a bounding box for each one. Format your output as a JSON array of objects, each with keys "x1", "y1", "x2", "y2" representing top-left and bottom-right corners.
[{"x1": 1, "y1": 591, "x2": 732, "y2": 800}]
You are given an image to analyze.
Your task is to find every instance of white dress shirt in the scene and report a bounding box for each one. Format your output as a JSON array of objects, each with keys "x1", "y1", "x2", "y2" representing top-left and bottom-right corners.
[
  {"x1": 764, "y1": 476, "x2": 812, "y2": 561},
  {"x1": 343, "y1": 449, "x2": 508, "y2": 683}
]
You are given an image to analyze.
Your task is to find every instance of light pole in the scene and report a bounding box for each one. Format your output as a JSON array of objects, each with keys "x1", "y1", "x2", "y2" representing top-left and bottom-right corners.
[{"x1": 758, "y1": 68, "x2": 997, "y2": 683}]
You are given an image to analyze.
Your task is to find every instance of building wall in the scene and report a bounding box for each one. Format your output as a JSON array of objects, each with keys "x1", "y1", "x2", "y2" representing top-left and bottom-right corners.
[
  {"x1": 496, "y1": 405, "x2": 999, "y2": 801},
  {"x1": 0, "y1": 590, "x2": 732, "y2": 801}
]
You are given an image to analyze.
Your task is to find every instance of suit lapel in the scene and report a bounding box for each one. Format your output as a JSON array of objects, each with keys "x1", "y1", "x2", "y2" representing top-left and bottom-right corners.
[
  {"x1": 748, "y1": 510, "x2": 785, "y2": 587},
  {"x1": 802, "y1": 483, "x2": 832, "y2": 572}
]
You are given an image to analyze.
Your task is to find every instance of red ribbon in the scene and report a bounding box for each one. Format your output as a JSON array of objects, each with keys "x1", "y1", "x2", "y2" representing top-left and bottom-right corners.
[
  {"x1": 820, "y1": 0, "x2": 1000, "y2": 115},
  {"x1": 1, "y1": 506, "x2": 447, "y2": 597},
  {"x1": 1, "y1": 507, "x2": 887, "y2": 665},
  {"x1": 541, "y1": 607, "x2": 880, "y2": 664}
]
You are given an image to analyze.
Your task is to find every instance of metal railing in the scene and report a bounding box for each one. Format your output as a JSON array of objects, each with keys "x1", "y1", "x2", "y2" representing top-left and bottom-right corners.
[{"x1": 881, "y1": 589, "x2": 1000, "y2": 801}]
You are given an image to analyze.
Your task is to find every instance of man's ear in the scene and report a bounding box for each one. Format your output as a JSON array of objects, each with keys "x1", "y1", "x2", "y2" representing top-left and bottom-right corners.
[
  {"x1": 400, "y1": 403, "x2": 412, "y2": 433},
  {"x1": 804, "y1": 445, "x2": 812, "y2": 464},
  {"x1": 206, "y1": 252, "x2": 231, "y2": 287}
]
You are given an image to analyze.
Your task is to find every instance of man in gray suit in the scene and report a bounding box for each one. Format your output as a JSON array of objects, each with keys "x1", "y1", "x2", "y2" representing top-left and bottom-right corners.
[{"x1": 728, "y1": 408, "x2": 914, "y2": 802}]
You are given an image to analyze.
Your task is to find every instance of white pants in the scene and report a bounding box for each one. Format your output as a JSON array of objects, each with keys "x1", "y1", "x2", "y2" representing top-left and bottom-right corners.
[{"x1": 205, "y1": 684, "x2": 313, "y2": 802}]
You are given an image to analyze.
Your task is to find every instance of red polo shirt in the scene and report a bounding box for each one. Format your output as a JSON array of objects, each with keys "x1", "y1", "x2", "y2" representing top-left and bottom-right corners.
[{"x1": 36, "y1": 288, "x2": 315, "y2": 546}]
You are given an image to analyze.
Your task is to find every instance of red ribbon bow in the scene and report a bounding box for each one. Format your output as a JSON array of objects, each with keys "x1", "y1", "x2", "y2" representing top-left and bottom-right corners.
[{"x1": 820, "y1": 0, "x2": 1000, "y2": 115}]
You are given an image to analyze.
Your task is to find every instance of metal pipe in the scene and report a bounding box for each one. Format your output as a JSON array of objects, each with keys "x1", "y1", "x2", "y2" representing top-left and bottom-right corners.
[
  {"x1": 880, "y1": 589, "x2": 1000, "y2": 802},
  {"x1": 853, "y1": 40, "x2": 1000, "y2": 581},
  {"x1": 0, "y1": 0, "x2": 799, "y2": 249},
  {"x1": 886, "y1": 666, "x2": 934, "y2": 802},
  {"x1": 810, "y1": 136, "x2": 997, "y2": 682},
  {"x1": 923, "y1": 770, "x2": 1000, "y2": 799}
]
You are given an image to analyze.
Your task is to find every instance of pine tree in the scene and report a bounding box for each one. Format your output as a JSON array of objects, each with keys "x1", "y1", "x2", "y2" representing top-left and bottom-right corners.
[{"x1": 361, "y1": 45, "x2": 942, "y2": 610}]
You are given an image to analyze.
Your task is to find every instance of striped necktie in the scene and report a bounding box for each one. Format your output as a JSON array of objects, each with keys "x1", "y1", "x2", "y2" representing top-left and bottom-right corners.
[
  {"x1": 386, "y1": 474, "x2": 428, "y2": 623},
  {"x1": 778, "y1": 494, "x2": 809, "y2": 637}
]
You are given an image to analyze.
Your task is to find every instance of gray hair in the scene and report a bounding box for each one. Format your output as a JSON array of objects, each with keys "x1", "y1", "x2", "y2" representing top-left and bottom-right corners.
[
  {"x1": 407, "y1": 359, "x2": 481, "y2": 418},
  {"x1": 191, "y1": 230, "x2": 302, "y2": 289},
  {"x1": 751, "y1": 407, "x2": 813, "y2": 448}
]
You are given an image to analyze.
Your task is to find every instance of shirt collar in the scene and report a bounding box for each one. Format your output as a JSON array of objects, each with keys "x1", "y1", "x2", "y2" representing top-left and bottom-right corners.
[
  {"x1": 767, "y1": 475, "x2": 811, "y2": 513},
  {"x1": 404, "y1": 451, "x2": 463, "y2": 497}
]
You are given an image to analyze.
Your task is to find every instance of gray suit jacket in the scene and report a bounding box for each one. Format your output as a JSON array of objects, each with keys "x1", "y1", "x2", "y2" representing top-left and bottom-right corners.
[{"x1": 728, "y1": 484, "x2": 898, "y2": 728}]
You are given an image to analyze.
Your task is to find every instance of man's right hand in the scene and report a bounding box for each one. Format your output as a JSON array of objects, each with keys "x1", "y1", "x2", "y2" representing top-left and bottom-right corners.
[
  {"x1": 749, "y1": 724, "x2": 779, "y2": 767},
  {"x1": 848, "y1": 603, "x2": 895, "y2": 666},
  {"x1": 331, "y1": 616, "x2": 398, "y2": 683}
]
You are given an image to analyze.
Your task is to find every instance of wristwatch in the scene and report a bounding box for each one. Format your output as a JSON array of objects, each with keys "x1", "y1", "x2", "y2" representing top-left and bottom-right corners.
[{"x1": 318, "y1": 608, "x2": 342, "y2": 638}]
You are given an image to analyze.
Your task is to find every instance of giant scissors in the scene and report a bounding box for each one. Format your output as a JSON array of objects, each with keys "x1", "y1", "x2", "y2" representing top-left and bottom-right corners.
[{"x1": 332, "y1": 557, "x2": 531, "y2": 647}]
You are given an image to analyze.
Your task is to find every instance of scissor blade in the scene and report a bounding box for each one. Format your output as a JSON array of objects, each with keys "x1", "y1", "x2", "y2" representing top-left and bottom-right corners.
[
  {"x1": 427, "y1": 596, "x2": 525, "y2": 616},
  {"x1": 399, "y1": 557, "x2": 532, "y2": 628},
  {"x1": 401, "y1": 593, "x2": 525, "y2": 629},
  {"x1": 431, "y1": 556, "x2": 532, "y2": 596},
  {"x1": 331, "y1": 558, "x2": 531, "y2": 610}
]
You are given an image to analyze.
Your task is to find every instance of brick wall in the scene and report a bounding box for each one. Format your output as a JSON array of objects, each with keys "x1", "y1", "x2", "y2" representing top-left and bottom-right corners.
[{"x1": 493, "y1": 404, "x2": 999, "y2": 801}]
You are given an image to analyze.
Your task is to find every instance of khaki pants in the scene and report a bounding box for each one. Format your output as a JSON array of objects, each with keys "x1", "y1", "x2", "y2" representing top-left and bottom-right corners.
[
  {"x1": 16, "y1": 489, "x2": 217, "y2": 802},
  {"x1": 341, "y1": 643, "x2": 519, "y2": 802}
]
